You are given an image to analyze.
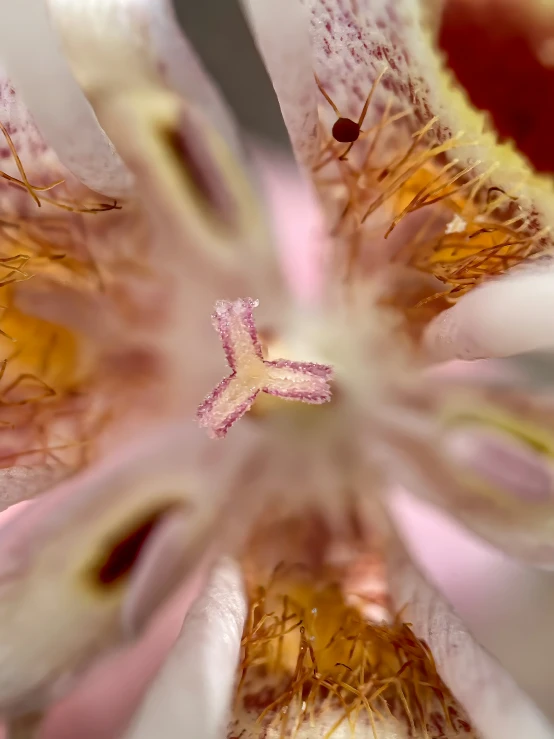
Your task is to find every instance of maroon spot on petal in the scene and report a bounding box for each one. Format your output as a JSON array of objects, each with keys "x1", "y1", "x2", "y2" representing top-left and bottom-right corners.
[
  {"x1": 89, "y1": 506, "x2": 177, "y2": 588},
  {"x1": 161, "y1": 110, "x2": 238, "y2": 229}
]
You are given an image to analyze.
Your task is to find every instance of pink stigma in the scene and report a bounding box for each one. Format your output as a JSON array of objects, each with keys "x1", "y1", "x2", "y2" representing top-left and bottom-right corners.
[{"x1": 196, "y1": 298, "x2": 333, "y2": 438}]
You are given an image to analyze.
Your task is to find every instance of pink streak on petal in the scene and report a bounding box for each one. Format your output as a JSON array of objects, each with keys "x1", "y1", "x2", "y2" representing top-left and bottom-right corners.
[
  {"x1": 446, "y1": 427, "x2": 554, "y2": 503},
  {"x1": 253, "y1": 148, "x2": 327, "y2": 306}
]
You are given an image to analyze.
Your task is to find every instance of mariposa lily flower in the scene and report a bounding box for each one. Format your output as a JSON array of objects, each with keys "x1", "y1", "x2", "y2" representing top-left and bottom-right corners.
[{"x1": 0, "y1": 0, "x2": 554, "y2": 738}]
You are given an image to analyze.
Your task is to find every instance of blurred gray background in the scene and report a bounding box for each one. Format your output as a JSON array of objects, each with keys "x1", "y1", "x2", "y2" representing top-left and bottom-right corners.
[{"x1": 174, "y1": 0, "x2": 289, "y2": 146}]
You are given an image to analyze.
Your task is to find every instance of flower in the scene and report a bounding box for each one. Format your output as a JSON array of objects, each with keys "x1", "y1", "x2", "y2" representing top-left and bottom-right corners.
[{"x1": 0, "y1": 1, "x2": 553, "y2": 738}]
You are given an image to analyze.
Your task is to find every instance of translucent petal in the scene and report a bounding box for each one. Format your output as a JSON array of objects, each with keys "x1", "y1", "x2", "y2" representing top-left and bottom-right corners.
[
  {"x1": 48, "y1": 0, "x2": 241, "y2": 157},
  {"x1": 424, "y1": 261, "x2": 554, "y2": 361},
  {"x1": 0, "y1": 421, "x2": 253, "y2": 718},
  {"x1": 0, "y1": 0, "x2": 131, "y2": 196}
]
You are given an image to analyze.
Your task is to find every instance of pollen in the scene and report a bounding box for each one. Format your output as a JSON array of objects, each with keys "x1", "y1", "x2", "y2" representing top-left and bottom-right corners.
[{"x1": 230, "y1": 564, "x2": 476, "y2": 738}]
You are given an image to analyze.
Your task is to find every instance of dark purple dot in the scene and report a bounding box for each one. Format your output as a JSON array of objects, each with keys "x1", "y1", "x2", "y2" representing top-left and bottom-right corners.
[{"x1": 332, "y1": 117, "x2": 360, "y2": 143}]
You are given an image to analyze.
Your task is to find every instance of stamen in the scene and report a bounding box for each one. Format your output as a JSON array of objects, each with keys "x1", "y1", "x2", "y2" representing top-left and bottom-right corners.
[
  {"x1": 0, "y1": 121, "x2": 120, "y2": 214},
  {"x1": 312, "y1": 85, "x2": 548, "y2": 308},
  {"x1": 0, "y1": 121, "x2": 130, "y2": 474},
  {"x1": 197, "y1": 299, "x2": 333, "y2": 439},
  {"x1": 233, "y1": 566, "x2": 476, "y2": 737}
]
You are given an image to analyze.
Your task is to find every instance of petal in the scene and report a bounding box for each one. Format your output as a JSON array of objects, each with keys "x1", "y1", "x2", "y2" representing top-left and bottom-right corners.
[
  {"x1": 39, "y1": 573, "x2": 205, "y2": 739},
  {"x1": 387, "y1": 537, "x2": 554, "y2": 739},
  {"x1": 72, "y1": 70, "x2": 291, "y2": 402},
  {"x1": 424, "y1": 261, "x2": 554, "y2": 361},
  {"x1": 47, "y1": 0, "x2": 241, "y2": 157},
  {"x1": 245, "y1": 0, "x2": 554, "y2": 346},
  {"x1": 251, "y1": 147, "x2": 327, "y2": 304},
  {"x1": 0, "y1": 0, "x2": 131, "y2": 197},
  {"x1": 277, "y1": 0, "x2": 554, "y2": 205},
  {"x1": 0, "y1": 420, "x2": 254, "y2": 718},
  {"x1": 375, "y1": 363, "x2": 554, "y2": 567},
  {"x1": 121, "y1": 558, "x2": 246, "y2": 739},
  {"x1": 240, "y1": 0, "x2": 319, "y2": 166},
  {"x1": 389, "y1": 486, "x2": 554, "y2": 719}
]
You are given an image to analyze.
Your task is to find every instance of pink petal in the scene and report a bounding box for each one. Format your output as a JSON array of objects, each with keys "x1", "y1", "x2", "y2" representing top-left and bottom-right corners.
[
  {"x1": 376, "y1": 366, "x2": 554, "y2": 568},
  {"x1": 390, "y1": 486, "x2": 554, "y2": 720},
  {"x1": 40, "y1": 574, "x2": 203, "y2": 739},
  {"x1": 387, "y1": 537, "x2": 554, "y2": 739}
]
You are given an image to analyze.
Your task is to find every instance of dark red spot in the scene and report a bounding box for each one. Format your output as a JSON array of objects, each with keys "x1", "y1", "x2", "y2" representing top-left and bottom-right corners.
[
  {"x1": 96, "y1": 517, "x2": 159, "y2": 586},
  {"x1": 332, "y1": 117, "x2": 360, "y2": 143},
  {"x1": 163, "y1": 113, "x2": 237, "y2": 228},
  {"x1": 439, "y1": 0, "x2": 554, "y2": 173}
]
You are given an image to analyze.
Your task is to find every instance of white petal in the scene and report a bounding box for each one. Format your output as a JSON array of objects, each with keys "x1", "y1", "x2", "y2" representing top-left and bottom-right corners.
[
  {"x1": 240, "y1": 0, "x2": 319, "y2": 166},
  {"x1": 424, "y1": 261, "x2": 554, "y2": 361},
  {"x1": 373, "y1": 360, "x2": 554, "y2": 568},
  {"x1": 389, "y1": 486, "x2": 554, "y2": 719},
  {"x1": 387, "y1": 536, "x2": 554, "y2": 739},
  {"x1": 0, "y1": 0, "x2": 131, "y2": 196},
  {"x1": 48, "y1": 0, "x2": 241, "y2": 156},
  {"x1": 77, "y1": 80, "x2": 292, "y2": 414},
  {"x1": 0, "y1": 421, "x2": 254, "y2": 717},
  {"x1": 122, "y1": 558, "x2": 246, "y2": 739}
]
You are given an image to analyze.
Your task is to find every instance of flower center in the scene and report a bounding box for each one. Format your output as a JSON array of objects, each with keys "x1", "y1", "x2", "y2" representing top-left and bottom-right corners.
[
  {"x1": 231, "y1": 556, "x2": 476, "y2": 738},
  {"x1": 196, "y1": 299, "x2": 333, "y2": 438}
]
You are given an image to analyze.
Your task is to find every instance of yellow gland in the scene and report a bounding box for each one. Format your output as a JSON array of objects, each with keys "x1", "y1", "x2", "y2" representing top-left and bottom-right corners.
[{"x1": 233, "y1": 564, "x2": 475, "y2": 738}]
